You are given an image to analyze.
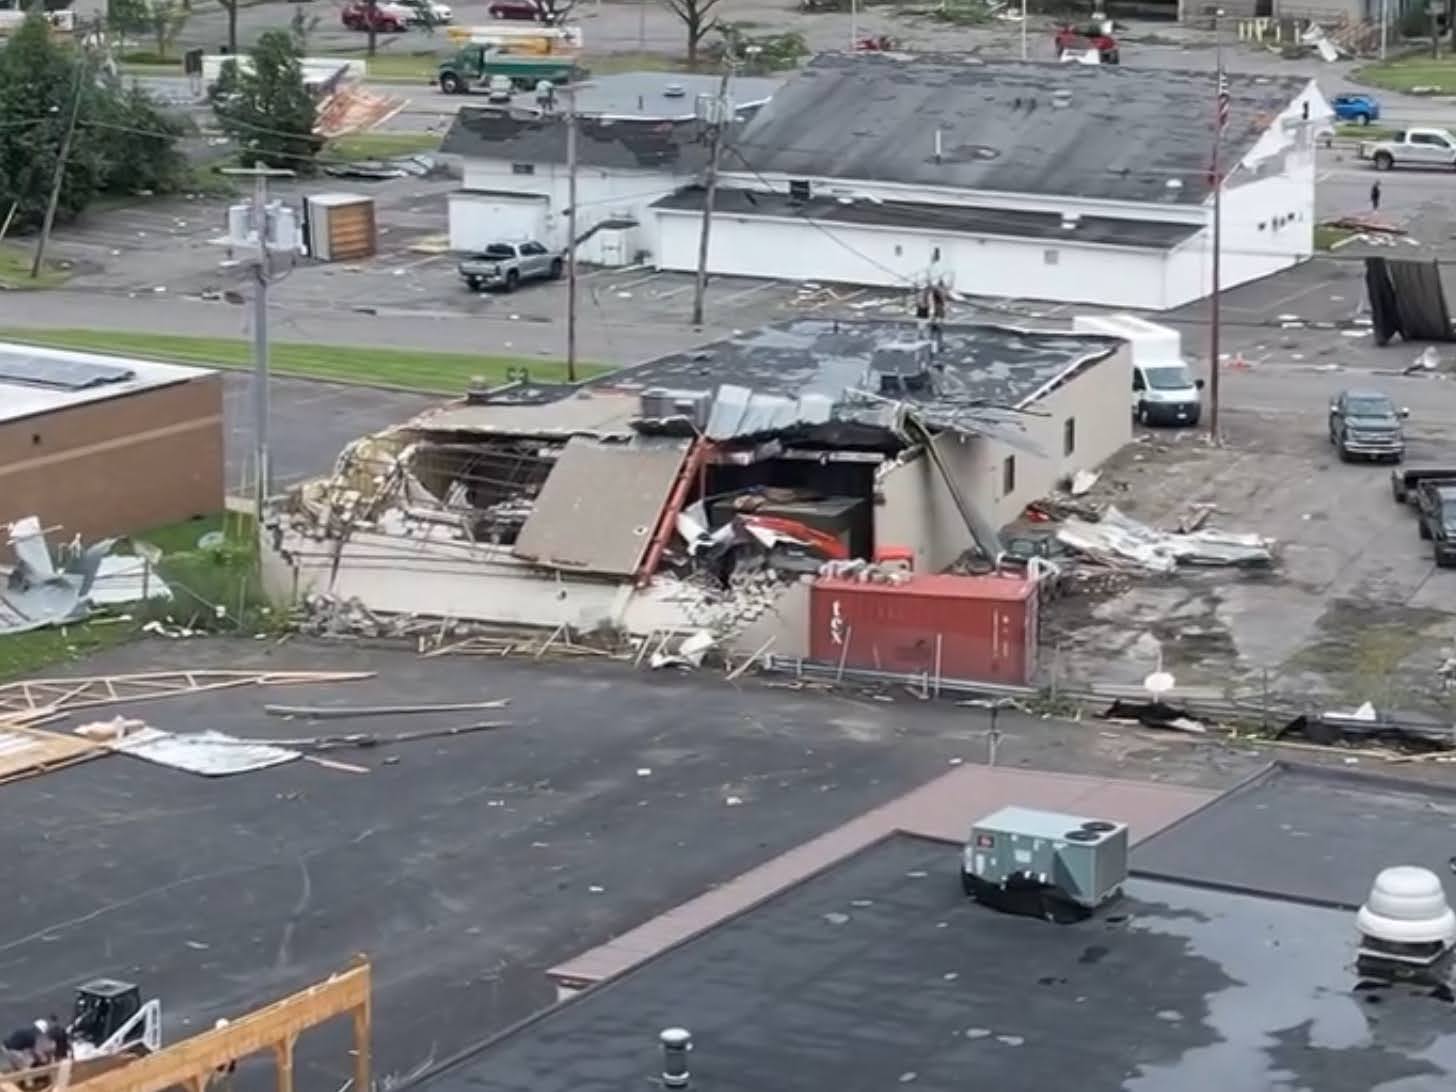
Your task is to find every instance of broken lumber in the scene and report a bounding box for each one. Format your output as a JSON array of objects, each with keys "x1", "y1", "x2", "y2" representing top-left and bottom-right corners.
[
  {"x1": 263, "y1": 699, "x2": 509, "y2": 720},
  {"x1": 0, "y1": 670, "x2": 374, "y2": 721}
]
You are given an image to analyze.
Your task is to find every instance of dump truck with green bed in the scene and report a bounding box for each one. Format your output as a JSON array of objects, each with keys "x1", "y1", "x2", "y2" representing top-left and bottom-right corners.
[{"x1": 436, "y1": 45, "x2": 578, "y2": 94}]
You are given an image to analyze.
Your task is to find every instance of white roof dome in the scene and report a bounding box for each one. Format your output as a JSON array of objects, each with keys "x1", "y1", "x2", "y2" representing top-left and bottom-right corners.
[{"x1": 1357, "y1": 866, "x2": 1456, "y2": 947}]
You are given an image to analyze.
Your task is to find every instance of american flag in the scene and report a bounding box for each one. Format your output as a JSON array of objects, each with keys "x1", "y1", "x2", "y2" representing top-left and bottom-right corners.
[{"x1": 1216, "y1": 70, "x2": 1231, "y2": 131}]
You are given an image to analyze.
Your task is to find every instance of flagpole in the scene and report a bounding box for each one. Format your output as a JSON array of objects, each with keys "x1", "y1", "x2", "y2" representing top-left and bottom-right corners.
[{"x1": 1209, "y1": 8, "x2": 1224, "y2": 444}]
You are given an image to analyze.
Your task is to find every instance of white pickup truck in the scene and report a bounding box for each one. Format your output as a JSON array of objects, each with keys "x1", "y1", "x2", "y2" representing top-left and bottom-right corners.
[{"x1": 1360, "y1": 127, "x2": 1456, "y2": 171}]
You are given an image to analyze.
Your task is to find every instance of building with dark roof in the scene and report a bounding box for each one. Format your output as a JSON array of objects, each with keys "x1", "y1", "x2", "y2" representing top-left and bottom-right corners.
[
  {"x1": 649, "y1": 53, "x2": 1330, "y2": 309},
  {"x1": 438, "y1": 72, "x2": 780, "y2": 265},
  {"x1": 402, "y1": 762, "x2": 1456, "y2": 1092}
]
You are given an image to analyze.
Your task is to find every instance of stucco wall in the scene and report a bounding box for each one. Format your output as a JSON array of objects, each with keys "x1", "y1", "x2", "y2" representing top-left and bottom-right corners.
[{"x1": 875, "y1": 345, "x2": 1133, "y2": 571}]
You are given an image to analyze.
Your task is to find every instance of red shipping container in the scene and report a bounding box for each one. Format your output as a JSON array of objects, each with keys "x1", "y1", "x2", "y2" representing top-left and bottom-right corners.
[{"x1": 809, "y1": 574, "x2": 1038, "y2": 686}]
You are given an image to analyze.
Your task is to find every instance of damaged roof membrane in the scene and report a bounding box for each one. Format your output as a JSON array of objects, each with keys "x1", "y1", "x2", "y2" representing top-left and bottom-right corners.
[{"x1": 594, "y1": 319, "x2": 1119, "y2": 444}]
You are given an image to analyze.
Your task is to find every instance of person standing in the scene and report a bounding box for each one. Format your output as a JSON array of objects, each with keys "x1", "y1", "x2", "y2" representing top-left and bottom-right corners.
[{"x1": 1371, "y1": 180, "x2": 1382, "y2": 213}]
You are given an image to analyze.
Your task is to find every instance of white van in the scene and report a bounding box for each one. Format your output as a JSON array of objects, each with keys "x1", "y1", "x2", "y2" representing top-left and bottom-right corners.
[{"x1": 1072, "y1": 313, "x2": 1204, "y2": 428}]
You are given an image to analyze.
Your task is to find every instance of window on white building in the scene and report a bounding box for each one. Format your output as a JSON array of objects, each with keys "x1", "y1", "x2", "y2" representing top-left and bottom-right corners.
[
  {"x1": 512, "y1": 163, "x2": 535, "y2": 175},
  {"x1": 1002, "y1": 455, "x2": 1016, "y2": 497},
  {"x1": 1063, "y1": 417, "x2": 1076, "y2": 457},
  {"x1": 1043, "y1": 249, "x2": 1059, "y2": 266}
]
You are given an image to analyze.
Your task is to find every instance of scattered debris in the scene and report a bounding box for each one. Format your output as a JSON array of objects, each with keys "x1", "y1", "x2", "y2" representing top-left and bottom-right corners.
[
  {"x1": 1276, "y1": 702, "x2": 1454, "y2": 751},
  {"x1": 0, "y1": 516, "x2": 113, "y2": 634},
  {"x1": 1069, "y1": 469, "x2": 1100, "y2": 497},
  {"x1": 1056, "y1": 507, "x2": 1274, "y2": 573},
  {"x1": 113, "y1": 726, "x2": 302, "y2": 777},
  {"x1": 1102, "y1": 699, "x2": 1211, "y2": 735},
  {"x1": 0, "y1": 670, "x2": 374, "y2": 728},
  {"x1": 263, "y1": 699, "x2": 510, "y2": 720}
]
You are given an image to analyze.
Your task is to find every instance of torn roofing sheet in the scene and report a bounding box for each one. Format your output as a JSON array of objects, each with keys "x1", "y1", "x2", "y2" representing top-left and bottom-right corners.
[
  {"x1": 512, "y1": 438, "x2": 692, "y2": 576},
  {"x1": 113, "y1": 727, "x2": 301, "y2": 776},
  {"x1": 705, "y1": 385, "x2": 835, "y2": 441}
]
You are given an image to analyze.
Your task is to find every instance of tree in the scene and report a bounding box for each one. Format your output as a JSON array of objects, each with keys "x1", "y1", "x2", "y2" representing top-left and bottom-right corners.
[
  {"x1": 210, "y1": 29, "x2": 321, "y2": 171},
  {"x1": 532, "y1": 0, "x2": 577, "y2": 24},
  {"x1": 106, "y1": 0, "x2": 150, "y2": 53},
  {"x1": 663, "y1": 0, "x2": 722, "y2": 68},
  {"x1": 217, "y1": 0, "x2": 239, "y2": 54},
  {"x1": 288, "y1": 4, "x2": 320, "y2": 53},
  {"x1": 0, "y1": 15, "x2": 185, "y2": 232},
  {"x1": 148, "y1": 0, "x2": 190, "y2": 60}
]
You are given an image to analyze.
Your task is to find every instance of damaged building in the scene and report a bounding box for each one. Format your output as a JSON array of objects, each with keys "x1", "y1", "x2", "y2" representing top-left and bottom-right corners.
[{"x1": 265, "y1": 319, "x2": 1129, "y2": 683}]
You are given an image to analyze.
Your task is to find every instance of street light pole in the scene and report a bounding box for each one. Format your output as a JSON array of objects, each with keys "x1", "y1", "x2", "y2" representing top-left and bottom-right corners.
[
  {"x1": 1020, "y1": 0, "x2": 1028, "y2": 60},
  {"x1": 565, "y1": 82, "x2": 578, "y2": 383},
  {"x1": 1380, "y1": 0, "x2": 1389, "y2": 59},
  {"x1": 1209, "y1": 12, "x2": 1224, "y2": 445},
  {"x1": 221, "y1": 162, "x2": 294, "y2": 521}
]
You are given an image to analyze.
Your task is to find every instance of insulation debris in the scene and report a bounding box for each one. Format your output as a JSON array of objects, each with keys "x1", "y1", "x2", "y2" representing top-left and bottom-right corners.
[{"x1": 1056, "y1": 507, "x2": 1274, "y2": 572}]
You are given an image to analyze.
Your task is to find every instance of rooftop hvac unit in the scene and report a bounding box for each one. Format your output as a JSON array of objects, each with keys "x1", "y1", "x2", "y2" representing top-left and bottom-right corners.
[
  {"x1": 639, "y1": 388, "x2": 711, "y2": 428},
  {"x1": 961, "y1": 806, "x2": 1128, "y2": 923}
]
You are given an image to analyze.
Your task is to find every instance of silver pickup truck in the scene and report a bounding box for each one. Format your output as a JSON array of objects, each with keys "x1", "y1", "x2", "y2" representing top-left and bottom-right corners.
[
  {"x1": 458, "y1": 241, "x2": 563, "y2": 292},
  {"x1": 1360, "y1": 127, "x2": 1456, "y2": 171}
]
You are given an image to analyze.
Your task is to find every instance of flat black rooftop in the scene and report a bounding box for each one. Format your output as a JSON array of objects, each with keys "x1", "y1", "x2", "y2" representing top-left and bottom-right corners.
[
  {"x1": 592, "y1": 318, "x2": 1119, "y2": 416},
  {"x1": 1135, "y1": 763, "x2": 1456, "y2": 907},
  {"x1": 413, "y1": 826, "x2": 1456, "y2": 1092},
  {"x1": 654, "y1": 187, "x2": 1202, "y2": 250},
  {"x1": 731, "y1": 53, "x2": 1311, "y2": 206}
]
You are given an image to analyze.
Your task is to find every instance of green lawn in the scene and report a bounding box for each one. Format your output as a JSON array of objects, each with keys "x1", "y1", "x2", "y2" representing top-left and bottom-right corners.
[
  {"x1": 327, "y1": 131, "x2": 443, "y2": 160},
  {"x1": 0, "y1": 245, "x2": 71, "y2": 290},
  {"x1": 0, "y1": 330, "x2": 599, "y2": 394},
  {"x1": 584, "y1": 51, "x2": 690, "y2": 75},
  {"x1": 332, "y1": 48, "x2": 445, "y2": 81},
  {"x1": 1354, "y1": 54, "x2": 1456, "y2": 94},
  {"x1": 1335, "y1": 122, "x2": 1398, "y2": 140},
  {"x1": 1315, "y1": 225, "x2": 1357, "y2": 251},
  {"x1": 0, "y1": 512, "x2": 260, "y2": 683}
]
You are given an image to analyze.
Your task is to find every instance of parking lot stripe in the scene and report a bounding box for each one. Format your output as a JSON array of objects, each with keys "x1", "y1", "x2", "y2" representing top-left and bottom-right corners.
[{"x1": 713, "y1": 281, "x2": 781, "y2": 309}]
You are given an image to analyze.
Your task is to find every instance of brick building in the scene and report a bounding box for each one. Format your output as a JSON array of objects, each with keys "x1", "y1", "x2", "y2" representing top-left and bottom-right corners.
[{"x1": 0, "y1": 343, "x2": 224, "y2": 542}]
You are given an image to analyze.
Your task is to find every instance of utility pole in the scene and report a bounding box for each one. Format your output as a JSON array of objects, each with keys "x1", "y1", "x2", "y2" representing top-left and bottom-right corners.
[
  {"x1": 1020, "y1": 0, "x2": 1028, "y2": 60},
  {"x1": 1380, "y1": 0, "x2": 1389, "y2": 59},
  {"x1": 691, "y1": 62, "x2": 733, "y2": 328},
  {"x1": 1209, "y1": 11, "x2": 1225, "y2": 444},
  {"x1": 221, "y1": 162, "x2": 294, "y2": 521},
  {"x1": 850, "y1": 0, "x2": 857, "y2": 48},
  {"x1": 565, "y1": 83, "x2": 578, "y2": 383},
  {"x1": 32, "y1": 20, "x2": 93, "y2": 279}
]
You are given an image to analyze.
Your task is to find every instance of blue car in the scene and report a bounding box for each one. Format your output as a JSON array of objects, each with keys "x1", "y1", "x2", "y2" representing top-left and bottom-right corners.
[{"x1": 1331, "y1": 92, "x2": 1381, "y2": 125}]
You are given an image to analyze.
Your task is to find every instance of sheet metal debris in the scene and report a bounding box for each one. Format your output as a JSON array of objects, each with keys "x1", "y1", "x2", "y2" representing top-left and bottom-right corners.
[
  {"x1": 1056, "y1": 507, "x2": 1274, "y2": 572},
  {"x1": 113, "y1": 726, "x2": 302, "y2": 776},
  {"x1": 0, "y1": 517, "x2": 113, "y2": 635}
]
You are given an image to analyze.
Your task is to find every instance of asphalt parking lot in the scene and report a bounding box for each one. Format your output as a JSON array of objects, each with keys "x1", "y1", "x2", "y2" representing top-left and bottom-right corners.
[
  {"x1": 0, "y1": 640, "x2": 1251, "y2": 1091},
  {"x1": 1046, "y1": 362, "x2": 1456, "y2": 711}
]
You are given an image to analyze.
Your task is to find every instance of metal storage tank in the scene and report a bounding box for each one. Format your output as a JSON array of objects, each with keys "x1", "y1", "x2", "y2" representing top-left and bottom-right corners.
[{"x1": 809, "y1": 573, "x2": 1038, "y2": 686}]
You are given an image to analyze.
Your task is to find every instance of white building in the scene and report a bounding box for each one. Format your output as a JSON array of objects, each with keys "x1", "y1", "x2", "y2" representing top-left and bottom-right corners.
[
  {"x1": 439, "y1": 72, "x2": 781, "y2": 267},
  {"x1": 652, "y1": 54, "x2": 1330, "y2": 310}
]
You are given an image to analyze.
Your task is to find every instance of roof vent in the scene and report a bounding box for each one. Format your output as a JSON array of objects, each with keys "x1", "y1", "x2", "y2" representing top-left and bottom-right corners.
[
  {"x1": 1061, "y1": 212, "x2": 1081, "y2": 231},
  {"x1": 1052, "y1": 88, "x2": 1072, "y2": 108},
  {"x1": 1357, "y1": 866, "x2": 1456, "y2": 970},
  {"x1": 664, "y1": 82, "x2": 686, "y2": 98},
  {"x1": 660, "y1": 1027, "x2": 692, "y2": 1089},
  {"x1": 1165, "y1": 178, "x2": 1183, "y2": 192}
]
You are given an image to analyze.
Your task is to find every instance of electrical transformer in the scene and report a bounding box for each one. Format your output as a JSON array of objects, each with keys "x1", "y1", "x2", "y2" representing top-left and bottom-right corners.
[{"x1": 961, "y1": 806, "x2": 1129, "y2": 922}]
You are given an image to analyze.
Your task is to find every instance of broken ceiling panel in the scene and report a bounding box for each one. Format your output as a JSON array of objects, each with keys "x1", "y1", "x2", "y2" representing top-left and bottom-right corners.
[
  {"x1": 512, "y1": 438, "x2": 691, "y2": 577},
  {"x1": 113, "y1": 727, "x2": 301, "y2": 776}
]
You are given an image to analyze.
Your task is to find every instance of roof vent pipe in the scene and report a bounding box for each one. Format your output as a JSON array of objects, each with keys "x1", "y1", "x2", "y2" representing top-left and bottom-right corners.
[
  {"x1": 660, "y1": 1027, "x2": 692, "y2": 1089},
  {"x1": 934, "y1": 127, "x2": 943, "y2": 163}
]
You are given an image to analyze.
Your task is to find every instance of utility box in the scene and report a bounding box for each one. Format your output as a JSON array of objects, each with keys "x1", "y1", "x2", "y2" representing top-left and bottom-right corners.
[
  {"x1": 962, "y1": 806, "x2": 1128, "y2": 919},
  {"x1": 305, "y1": 193, "x2": 377, "y2": 262}
]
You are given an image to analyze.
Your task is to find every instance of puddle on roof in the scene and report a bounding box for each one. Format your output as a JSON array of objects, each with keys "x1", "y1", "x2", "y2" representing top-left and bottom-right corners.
[{"x1": 1122, "y1": 879, "x2": 1456, "y2": 1090}]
